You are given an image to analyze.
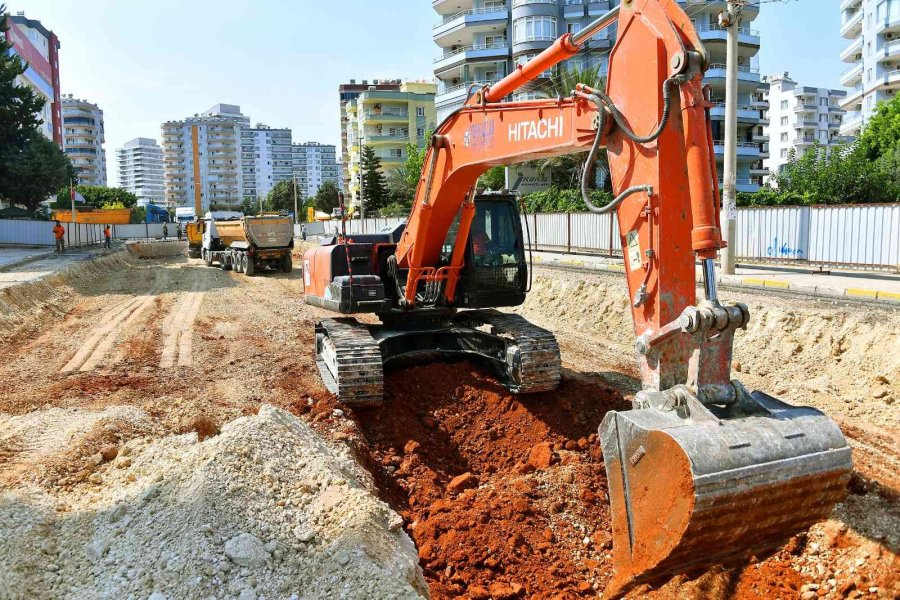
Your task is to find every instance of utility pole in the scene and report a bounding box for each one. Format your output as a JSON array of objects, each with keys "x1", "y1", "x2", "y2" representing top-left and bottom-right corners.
[
  {"x1": 358, "y1": 159, "x2": 365, "y2": 231},
  {"x1": 720, "y1": 1, "x2": 740, "y2": 274},
  {"x1": 292, "y1": 175, "x2": 299, "y2": 224}
]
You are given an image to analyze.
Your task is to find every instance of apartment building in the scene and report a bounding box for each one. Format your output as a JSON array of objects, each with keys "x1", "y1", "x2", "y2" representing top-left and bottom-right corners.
[
  {"x1": 62, "y1": 95, "x2": 107, "y2": 186},
  {"x1": 839, "y1": 0, "x2": 900, "y2": 137},
  {"x1": 161, "y1": 104, "x2": 246, "y2": 210},
  {"x1": 432, "y1": 0, "x2": 768, "y2": 192},
  {"x1": 763, "y1": 74, "x2": 849, "y2": 180},
  {"x1": 241, "y1": 125, "x2": 293, "y2": 200},
  {"x1": 116, "y1": 137, "x2": 164, "y2": 204},
  {"x1": 292, "y1": 142, "x2": 340, "y2": 199},
  {"x1": 5, "y1": 12, "x2": 62, "y2": 145},
  {"x1": 344, "y1": 82, "x2": 437, "y2": 206},
  {"x1": 338, "y1": 79, "x2": 402, "y2": 192},
  {"x1": 432, "y1": 0, "x2": 619, "y2": 122}
]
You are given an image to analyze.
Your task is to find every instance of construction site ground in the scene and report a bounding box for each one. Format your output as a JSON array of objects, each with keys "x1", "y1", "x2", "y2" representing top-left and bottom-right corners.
[{"x1": 0, "y1": 249, "x2": 896, "y2": 599}]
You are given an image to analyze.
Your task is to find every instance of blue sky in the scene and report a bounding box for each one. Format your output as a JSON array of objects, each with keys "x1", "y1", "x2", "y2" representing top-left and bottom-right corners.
[{"x1": 13, "y1": 0, "x2": 845, "y2": 186}]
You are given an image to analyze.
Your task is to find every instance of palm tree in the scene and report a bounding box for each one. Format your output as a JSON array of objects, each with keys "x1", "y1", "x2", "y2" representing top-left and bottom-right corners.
[{"x1": 526, "y1": 61, "x2": 611, "y2": 191}]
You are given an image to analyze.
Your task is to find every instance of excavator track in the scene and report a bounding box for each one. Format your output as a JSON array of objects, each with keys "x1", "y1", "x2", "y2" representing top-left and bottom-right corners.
[
  {"x1": 467, "y1": 311, "x2": 562, "y2": 394},
  {"x1": 314, "y1": 318, "x2": 383, "y2": 406}
]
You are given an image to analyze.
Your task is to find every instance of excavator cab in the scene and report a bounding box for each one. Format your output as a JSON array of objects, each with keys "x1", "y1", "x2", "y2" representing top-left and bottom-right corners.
[{"x1": 453, "y1": 194, "x2": 528, "y2": 309}]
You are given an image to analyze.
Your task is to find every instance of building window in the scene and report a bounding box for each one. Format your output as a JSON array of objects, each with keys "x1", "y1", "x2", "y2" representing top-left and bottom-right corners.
[
  {"x1": 781, "y1": 149, "x2": 788, "y2": 158},
  {"x1": 780, "y1": 132, "x2": 788, "y2": 142},
  {"x1": 780, "y1": 116, "x2": 788, "y2": 126},
  {"x1": 416, "y1": 107, "x2": 425, "y2": 117},
  {"x1": 513, "y1": 16, "x2": 557, "y2": 43},
  {"x1": 780, "y1": 100, "x2": 788, "y2": 109}
]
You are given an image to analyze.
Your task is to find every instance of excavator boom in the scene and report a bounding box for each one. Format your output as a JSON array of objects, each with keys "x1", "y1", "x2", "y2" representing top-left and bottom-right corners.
[{"x1": 304, "y1": 0, "x2": 851, "y2": 588}]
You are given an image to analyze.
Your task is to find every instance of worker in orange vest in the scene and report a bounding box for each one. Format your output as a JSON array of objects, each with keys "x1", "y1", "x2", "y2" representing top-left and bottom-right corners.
[
  {"x1": 52, "y1": 221, "x2": 65, "y2": 252},
  {"x1": 103, "y1": 225, "x2": 111, "y2": 249}
]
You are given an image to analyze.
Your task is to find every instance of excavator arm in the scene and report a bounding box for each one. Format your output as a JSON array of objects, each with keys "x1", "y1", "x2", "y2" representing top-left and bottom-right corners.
[{"x1": 391, "y1": 0, "x2": 852, "y2": 588}]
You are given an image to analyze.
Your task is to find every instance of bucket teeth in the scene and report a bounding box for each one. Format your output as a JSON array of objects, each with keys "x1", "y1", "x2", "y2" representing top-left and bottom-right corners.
[{"x1": 599, "y1": 389, "x2": 852, "y2": 587}]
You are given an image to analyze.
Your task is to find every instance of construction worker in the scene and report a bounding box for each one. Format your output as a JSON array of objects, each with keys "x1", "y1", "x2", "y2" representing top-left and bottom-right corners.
[
  {"x1": 52, "y1": 221, "x2": 65, "y2": 252},
  {"x1": 162, "y1": 222, "x2": 169, "y2": 239},
  {"x1": 103, "y1": 225, "x2": 112, "y2": 249},
  {"x1": 176, "y1": 222, "x2": 182, "y2": 240}
]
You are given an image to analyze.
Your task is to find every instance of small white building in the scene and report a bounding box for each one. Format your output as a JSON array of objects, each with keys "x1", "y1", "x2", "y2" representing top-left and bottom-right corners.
[
  {"x1": 117, "y1": 137, "x2": 164, "y2": 204},
  {"x1": 763, "y1": 73, "x2": 849, "y2": 182}
]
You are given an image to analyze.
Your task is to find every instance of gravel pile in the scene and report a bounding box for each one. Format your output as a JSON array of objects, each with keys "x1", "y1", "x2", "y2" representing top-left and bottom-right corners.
[{"x1": 0, "y1": 404, "x2": 427, "y2": 599}]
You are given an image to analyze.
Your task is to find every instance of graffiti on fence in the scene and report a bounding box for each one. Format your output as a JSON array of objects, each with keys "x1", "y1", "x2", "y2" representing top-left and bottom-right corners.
[{"x1": 767, "y1": 237, "x2": 804, "y2": 258}]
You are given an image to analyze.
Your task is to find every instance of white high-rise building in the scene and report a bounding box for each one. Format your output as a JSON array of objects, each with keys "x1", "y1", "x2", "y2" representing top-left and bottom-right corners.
[
  {"x1": 292, "y1": 142, "x2": 340, "y2": 199},
  {"x1": 763, "y1": 74, "x2": 849, "y2": 181},
  {"x1": 839, "y1": 0, "x2": 900, "y2": 137},
  {"x1": 241, "y1": 125, "x2": 293, "y2": 200},
  {"x1": 62, "y1": 95, "x2": 107, "y2": 186},
  {"x1": 161, "y1": 104, "x2": 246, "y2": 210},
  {"x1": 117, "y1": 138, "x2": 164, "y2": 204},
  {"x1": 432, "y1": 0, "x2": 768, "y2": 192}
]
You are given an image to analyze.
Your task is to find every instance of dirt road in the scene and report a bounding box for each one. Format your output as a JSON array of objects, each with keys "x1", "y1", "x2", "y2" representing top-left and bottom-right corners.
[{"x1": 0, "y1": 253, "x2": 896, "y2": 599}]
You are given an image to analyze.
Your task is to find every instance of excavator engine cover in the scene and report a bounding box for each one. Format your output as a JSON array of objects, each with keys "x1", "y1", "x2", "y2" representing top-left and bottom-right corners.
[{"x1": 599, "y1": 388, "x2": 851, "y2": 586}]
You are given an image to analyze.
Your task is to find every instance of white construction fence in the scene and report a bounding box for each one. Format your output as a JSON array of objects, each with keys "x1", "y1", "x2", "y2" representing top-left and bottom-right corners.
[{"x1": 4, "y1": 203, "x2": 897, "y2": 271}]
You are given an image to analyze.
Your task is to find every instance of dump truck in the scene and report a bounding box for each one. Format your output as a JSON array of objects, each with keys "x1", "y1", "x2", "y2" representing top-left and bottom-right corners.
[{"x1": 201, "y1": 212, "x2": 294, "y2": 276}]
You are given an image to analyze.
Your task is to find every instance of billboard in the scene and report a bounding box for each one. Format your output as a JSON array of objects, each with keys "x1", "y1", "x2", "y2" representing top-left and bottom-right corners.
[{"x1": 505, "y1": 165, "x2": 552, "y2": 195}]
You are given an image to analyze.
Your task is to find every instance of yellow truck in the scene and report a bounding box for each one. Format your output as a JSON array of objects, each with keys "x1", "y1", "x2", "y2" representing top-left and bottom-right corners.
[{"x1": 201, "y1": 212, "x2": 294, "y2": 276}]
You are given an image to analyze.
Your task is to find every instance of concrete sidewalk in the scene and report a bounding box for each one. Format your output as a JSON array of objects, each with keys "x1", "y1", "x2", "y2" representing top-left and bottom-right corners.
[
  {"x1": 0, "y1": 246, "x2": 55, "y2": 271},
  {"x1": 531, "y1": 251, "x2": 900, "y2": 304}
]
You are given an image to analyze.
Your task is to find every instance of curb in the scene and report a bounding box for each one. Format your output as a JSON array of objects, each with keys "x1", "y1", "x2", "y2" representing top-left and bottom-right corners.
[{"x1": 532, "y1": 255, "x2": 900, "y2": 304}]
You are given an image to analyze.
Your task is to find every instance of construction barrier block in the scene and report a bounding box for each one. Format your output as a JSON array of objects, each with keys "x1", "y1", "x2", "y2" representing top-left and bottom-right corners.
[
  {"x1": 763, "y1": 280, "x2": 791, "y2": 289},
  {"x1": 789, "y1": 283, "x2": 819, "y2": 295},
  {"x1": 877, "y1": 291, "x2": 900, "y2": 302},
  {"x1": 607, "y1": 264, "x2": 626, "y2": 272},
  {"x1": 846, "y1": 288, "x2": 878, "y2": 299},
  {"x1": 741, "y1": 278, "x2": 769, "y2": 287}
]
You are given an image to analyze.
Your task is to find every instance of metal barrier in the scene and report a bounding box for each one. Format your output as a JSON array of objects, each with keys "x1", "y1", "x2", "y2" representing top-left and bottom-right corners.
[
  {"x1": 0, "y1": 220, "x2": 179, "y2": 247},
  {"x1": 241, "y1": 203, "x2": 900, "y2": 272}
]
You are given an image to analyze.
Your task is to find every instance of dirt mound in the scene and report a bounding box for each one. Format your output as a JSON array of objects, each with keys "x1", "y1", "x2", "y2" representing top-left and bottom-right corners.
[
  {"x1": 320, "y1": 361, "x2": 898, "y2": 599},
  {"x1": 125, "y1": 240, "x2": 187, "y2": 259},
  {"x1": 516, "y1": 270, "x2": 900, "y2": 427},
  {"x1": 0, "y1": 404, "x2": 427, "y2": 599},
  {"x1": 0, "y1": 252, "x2": 136, "y2": 340}
]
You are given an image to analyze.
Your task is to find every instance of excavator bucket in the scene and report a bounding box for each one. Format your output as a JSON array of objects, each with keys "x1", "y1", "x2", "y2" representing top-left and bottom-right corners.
[{"x1": 599, "y1": 388, "x2": 852, "y2": 587}]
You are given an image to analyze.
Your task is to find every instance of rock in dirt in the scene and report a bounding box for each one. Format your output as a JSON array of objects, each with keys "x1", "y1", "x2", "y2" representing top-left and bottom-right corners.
[
  {"x1": 447, "y1": 472, "x2": 478, "y2": 494},
  {"x1": 527, "y1": 441, "x2": 553, "y2": 470},
  {"x1": 225, "y1": 532, "x2": 269, "y2": 567}
]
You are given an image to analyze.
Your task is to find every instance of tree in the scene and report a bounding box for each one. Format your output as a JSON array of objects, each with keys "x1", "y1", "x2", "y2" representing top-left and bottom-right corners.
[
  {"x1": 533, "y1": 63, "x2": 611, "y2": 191},
  {"x1": 266, "y1": 179, "x2": 296, "y2": 213},
  {"x1": 241, "y1": 196, "x2": 259, "y2": 216},
  {"x1": 2, "y1": 135, "x2": 73, "y2": 212},
  {"x1": 360, "y1": 145, "x2": 389, "y2": 213},
  {"x1": 478, "y1": 166, "x2": 506, "y2": 191},
  {"x1": 857, "y1": 94, "x2": 900, "y2": 162},
  {"x1": 51, "y1": 185, "x2": 138, "y2": 209},
  {"x1": 130, "y1": 206, "x2": 146, "y2": 224},
  {"x1": 314, "y1": 180, "x2": 339, "y2": 213},
  {"x1": 386, "y1": 141, "x2": 427, "y2": 208}
]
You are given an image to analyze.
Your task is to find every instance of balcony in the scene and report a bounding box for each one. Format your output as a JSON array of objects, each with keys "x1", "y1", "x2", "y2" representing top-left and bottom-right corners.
[
  {"x1": 875, "y1": 15, "x2": 900, "y2": 36},
  {"x1": 839, "y1": 85, "x2": 863, "y2": 110},
  {"x1": 839, "y1": 61, "x2": 863, "y2": 87},
  {"x1": 694, "y1": 23, "x2": 760, "y2": 47},
  {"x1": 839, "y1": 0, "x2": 861, "y2": 10},
  {"x1": 792, "y1": 102, "x2": 818, "y2": 113},
  {"x1": 705, "y1": 64, "x2": 761, "y2": 86},
  {"x1": 749, "y1": 166, "x2": 769, "y2": 177},
  {"x1": 433, "y1": 5, "x2": 508, "y2": 46},
  {"x1": 364, "y1": 110, "x2": 409, "y2": 123},
  {"x1": 794, "y1": 119, "x2": 819, "y2": 128},
  {"x1": 563, "y1": 0, "x2": 585, "y2": 19},
  {"x1": 436, "y1": 78, "x2": 502, "y2": 104},
  {"x1": 795, "y1": 137, "x2": 817, "y2": 146},
  {"x1": 434, "y1": 41, "x2": 509, "y2": 73},
  {"x1": 719, "y1": 178, "x2": 760, "y2": 193},
  {"x1": 840, "y1": 37, "x2": 863, "y2": 62},
  {"x1": 712, "y1": 140, "x2": 761, "y2": 160},
  {"x1": 877, "y1": 39, "x2": 900, "y2": 62},
  {"x1": 363, "y1": 133, "x2": 410, "y2": 145},
  {"x1": 840, "y1": 9, "x2": 863, "y2": 39},
  {"x1": 882, "y1": 69, "x2": 900, "y2": 88},
  {"x1": 709, "y1": 102, "x2": 762, "y2": 123}
]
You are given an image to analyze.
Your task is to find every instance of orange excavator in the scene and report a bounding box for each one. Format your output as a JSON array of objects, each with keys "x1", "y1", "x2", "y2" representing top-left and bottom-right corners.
[{"x1": 302, "y1": 0, "x2": 851, "y2": 587}]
